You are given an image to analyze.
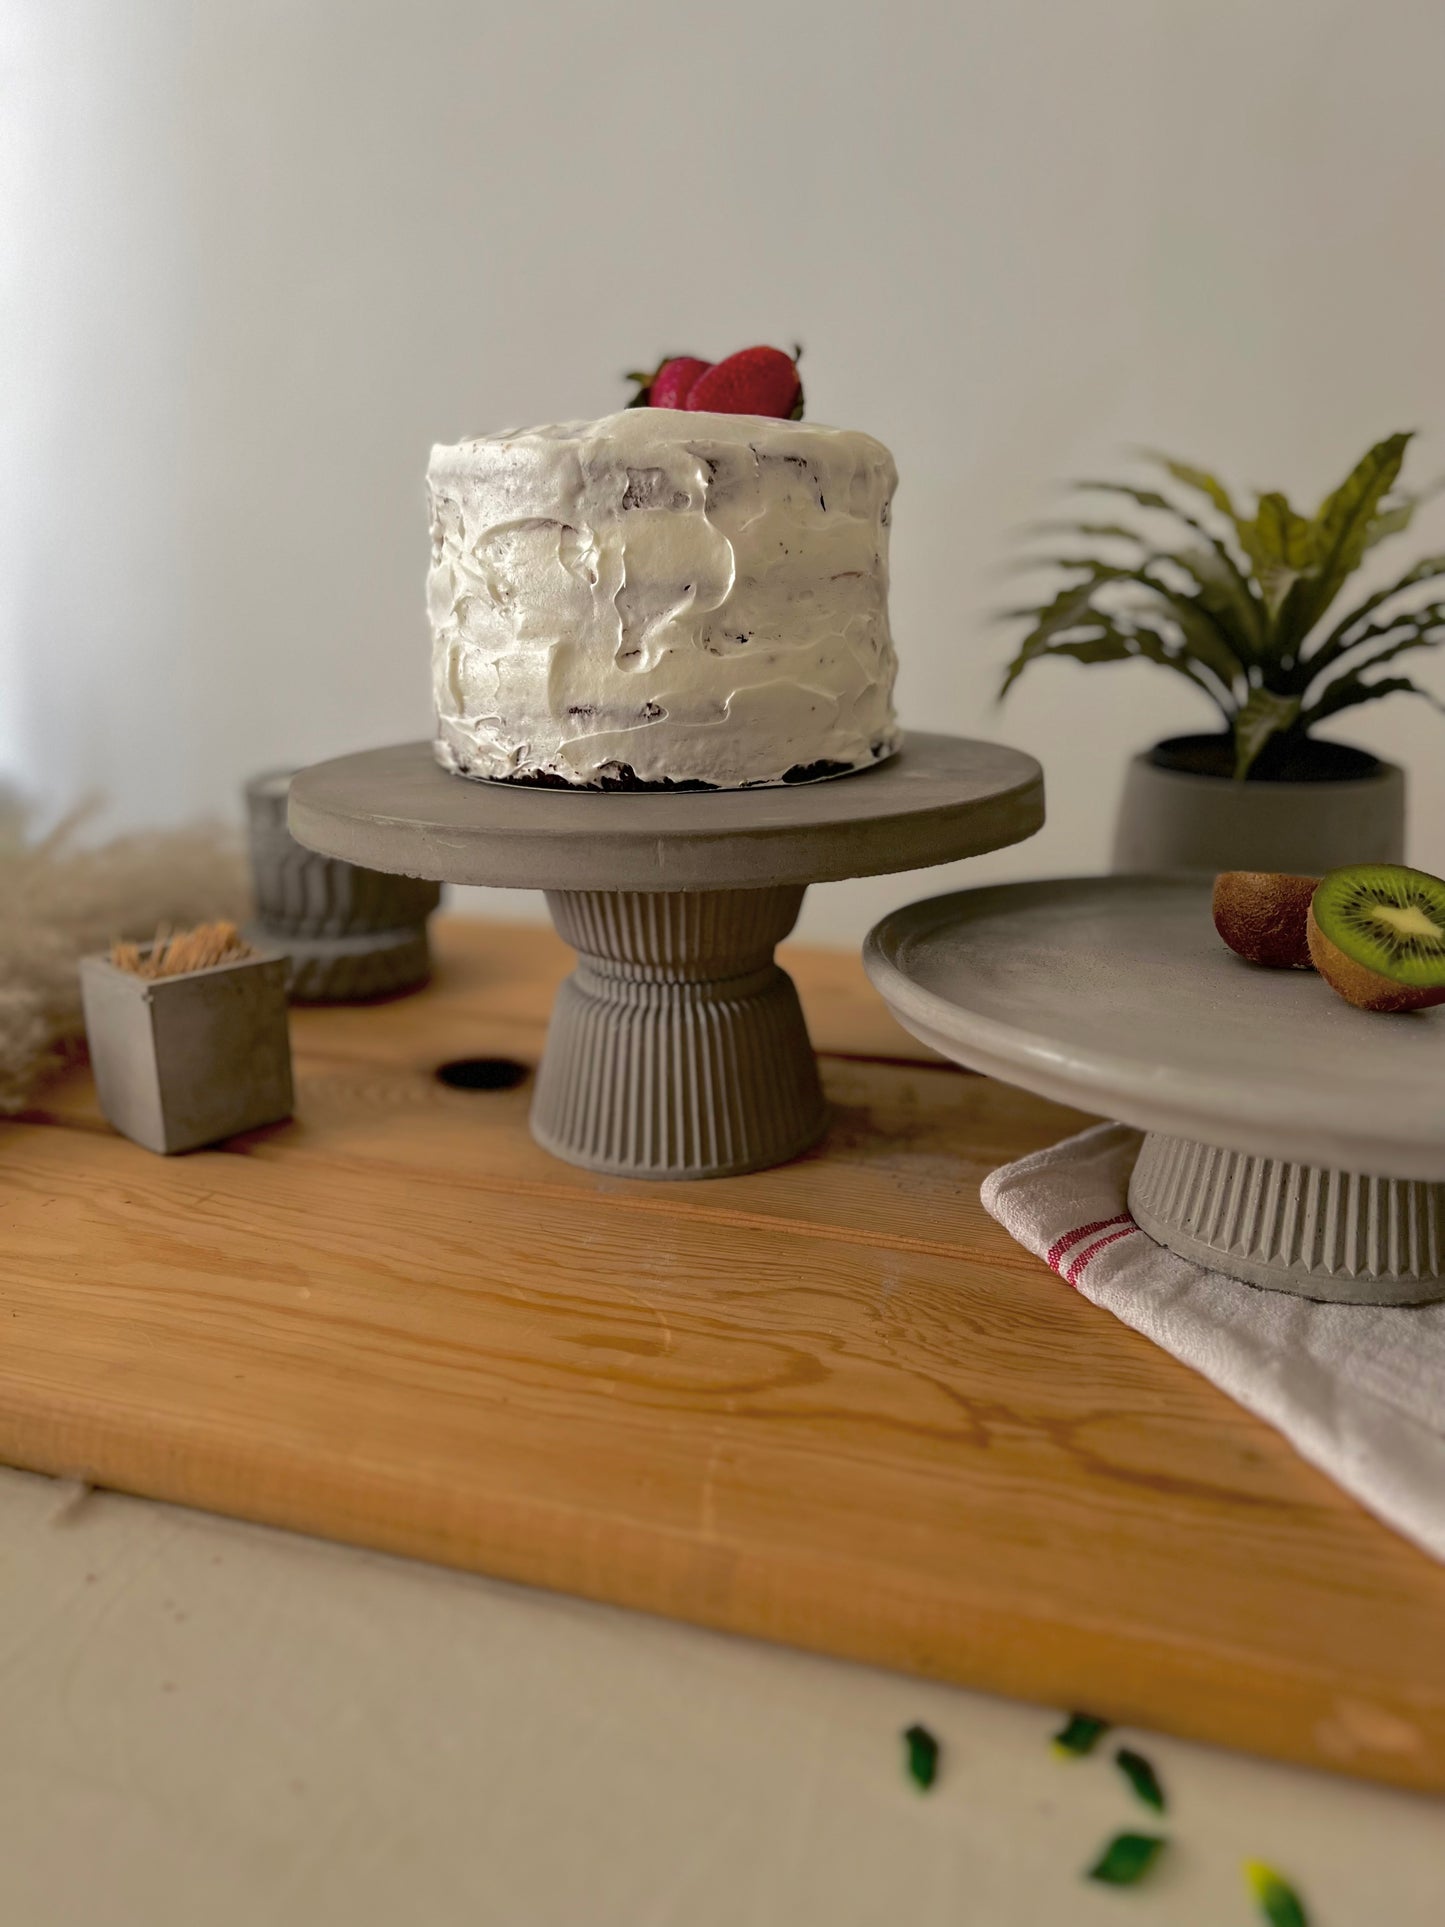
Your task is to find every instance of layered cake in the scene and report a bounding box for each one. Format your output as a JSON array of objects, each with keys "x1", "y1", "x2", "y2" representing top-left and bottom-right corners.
[{"x1": 426, "y1": 408, "x2": 900, "y2": 789}]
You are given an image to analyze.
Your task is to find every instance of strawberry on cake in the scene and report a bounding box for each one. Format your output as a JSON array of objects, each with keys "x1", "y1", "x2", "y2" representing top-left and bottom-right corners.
[{"x1": 426, "y1": 346, "x2": 901, "y2": 790}]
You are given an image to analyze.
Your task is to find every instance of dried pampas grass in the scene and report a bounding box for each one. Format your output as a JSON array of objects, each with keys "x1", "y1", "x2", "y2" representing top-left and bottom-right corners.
[
  {"x1": 0, "y1": 810, "x2": 249, "y2": 1112},
  {"x1": 111, "y1": 921, "x2": 254, "y2": 979}
]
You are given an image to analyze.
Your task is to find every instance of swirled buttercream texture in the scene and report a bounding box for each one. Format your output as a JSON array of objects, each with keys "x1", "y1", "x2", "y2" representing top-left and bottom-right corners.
[{"x1": 427, "y1": 410, "x2": 900, "y2": 788}]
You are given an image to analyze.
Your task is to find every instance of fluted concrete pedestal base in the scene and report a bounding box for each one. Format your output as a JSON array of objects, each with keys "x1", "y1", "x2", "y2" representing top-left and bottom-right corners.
[
  {"x1": 1129, "y1": 1131, "x2": 1445, "y2": 1305},
  {"x1": 243, "y1": 921, "x2": 433, "y2": 1003},
  {"x1": 532, "y1": 887, "x2": 825, "y2": 1179},
  {"x1": 246, "y1": 770, "x2": 440, "y2": 1003}
]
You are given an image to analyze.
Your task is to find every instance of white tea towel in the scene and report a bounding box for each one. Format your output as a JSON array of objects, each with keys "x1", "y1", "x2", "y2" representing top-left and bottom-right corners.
[{"x1": 981, "y1": 1123, "x2": 1445, "y2": 1564}]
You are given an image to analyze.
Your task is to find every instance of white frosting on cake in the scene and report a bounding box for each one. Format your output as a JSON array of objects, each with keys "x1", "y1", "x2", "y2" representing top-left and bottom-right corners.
[{"x1": 426, "y1": 409, "x2": 900, "y2": 789}]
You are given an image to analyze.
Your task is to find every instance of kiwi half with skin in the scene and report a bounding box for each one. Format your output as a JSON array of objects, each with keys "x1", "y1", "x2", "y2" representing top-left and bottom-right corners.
[
  {"x1": 1307, "y1": 863, "x2": 1445, "y2": 1012},
  {"x1": 1213, "y1": 872, "x2": 1318, "y2": 970}
]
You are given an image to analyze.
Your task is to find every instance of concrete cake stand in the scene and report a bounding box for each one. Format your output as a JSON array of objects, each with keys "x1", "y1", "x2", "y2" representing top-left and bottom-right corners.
[
  {"x1": 865, "y1": 875, "x2": 1445, "y2": 1305},
  {"x1": 288, "y1": 734, "x2": 1043, "y2": 1180}
]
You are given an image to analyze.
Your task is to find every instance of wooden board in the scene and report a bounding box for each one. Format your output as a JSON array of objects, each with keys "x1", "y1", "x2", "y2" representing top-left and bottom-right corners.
[{"x1": 7, "y1": 916, "x2": 1445, "y2": 1795}]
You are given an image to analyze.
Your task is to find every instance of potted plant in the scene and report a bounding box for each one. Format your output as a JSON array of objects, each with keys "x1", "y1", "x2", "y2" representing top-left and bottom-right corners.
[
  {"x1": 1001, "y1": 432, "x2": 1443, "y2": 873},
  {"x1": 80, "y1": 923, "x2": 293, "y2": 1154}
]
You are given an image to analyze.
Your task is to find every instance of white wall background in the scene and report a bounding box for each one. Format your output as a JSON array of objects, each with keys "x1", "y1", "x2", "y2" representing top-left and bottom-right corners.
[{"x1": 6, "y1": 0, "x2": 1444, "y2": 942}]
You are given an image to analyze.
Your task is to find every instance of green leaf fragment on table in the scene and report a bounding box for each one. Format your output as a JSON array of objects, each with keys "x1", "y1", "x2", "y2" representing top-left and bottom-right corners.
[
  {"x1": 1087, "y1": 1832, "x2": 1168, "y2": 1886},
  {"x1": 1244, "y1": 1859, "x2": 1310, "y2": 1926},
  {"x1": 903, "y1": 1723, "x2": 939, "y2": 1790},
  {"x1": 1114, "y1": 1746, "x2": 1167, "y2": 1812},
  {"x1": 1051, "y1": 1711, "x2": 1110, "y2": 1757}
]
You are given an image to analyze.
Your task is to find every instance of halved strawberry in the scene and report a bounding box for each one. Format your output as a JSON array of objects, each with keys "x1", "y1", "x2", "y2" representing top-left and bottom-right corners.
[
  {"x1": 626, "y1": 355, "x2": 712, "y2": 409},
  {"x1": 685, "y1": 346, "x2": 802, "y2": 419}
]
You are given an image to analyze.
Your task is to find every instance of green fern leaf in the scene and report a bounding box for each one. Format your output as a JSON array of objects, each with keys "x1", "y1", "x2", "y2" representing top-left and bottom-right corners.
[
  {"x1": 999, "y1": 577, "x2": 1119, "y2": 694},
  {"x1": 1143, "y1": 452, "x2": 1239, "y2": 522},
  {"x1": 1326, "y1": 624, "x2": 1441, "y2": 680},
  {"x1": 1302, "y1": 669, "x2": 1444, "y2": 730},
  {"x1": 1074, "y1": 480, "x2": 1262, "y2": 633},
  {"x1": 1235, "y1": 492, "x2": 1315, "y2": 617},
  {"x1": 1100, "y1": 617, "x2": 1236, "y2": 718},
  {"x1": 1002, "y1": 612, "x2": 1233, "y2": 723},
  {"x1": 1009, "y1": 557, "x2": 1250, "y2": 693},
  {"x1": 1303, "y1": 552, "x2": 1445, "y2": 676},
  {"x1": 1139, "y1": 586, "x2": 1248, "y2": 691},
  {"x1": 1233, "y1": 688, "x2": 1302, "y2": 778},
  {"x1": 1031, "y1": 632, "x2": 1137, "y2": 667},
  {"x1": 1081, "y1": 557, "x2": 1251, "y2": 686},
  {"x1": 1172, "y1": 545, "x2": 1266, "y2": 660},
  {"x1": 1293, "y1": 432, "x2": 1413, "y2": 631},
  {"x1": 1362, "y1": 470, "x2": 1445, "y2": 552},
  {"x1": 1035, "y1": 485, "x2": 1262, "y2": 672},
  {"x1": 1022, "y1": 520, "x2": 1148, "y2": 546},
  {"x1": 1305, "y1": 602, "x2": 1445, "y2": 687},
  {"x1": 1364, "y1": 498, "x2": 1416, "y2": 550},
  {"x1": 1072, "y1": 480, "x2": 1177, "y2": 515}
]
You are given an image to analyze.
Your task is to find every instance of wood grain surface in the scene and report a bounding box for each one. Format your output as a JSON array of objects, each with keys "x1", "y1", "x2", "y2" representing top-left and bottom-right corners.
[{"x1": 7, "y1": 916, "x2": 1445, "y2": 1794}]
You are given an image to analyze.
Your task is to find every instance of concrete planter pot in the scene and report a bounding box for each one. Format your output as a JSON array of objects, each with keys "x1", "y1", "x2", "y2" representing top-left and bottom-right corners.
[
  {"x1": 1112, "y1": 734, "x2": 1406, "y2": 876},
  {"x1": 80, "y1": 948, "x2": 293, "y2": 1155},
  {"x1": 245, "y1": 770, "x2": 441, "y2": 1000}
]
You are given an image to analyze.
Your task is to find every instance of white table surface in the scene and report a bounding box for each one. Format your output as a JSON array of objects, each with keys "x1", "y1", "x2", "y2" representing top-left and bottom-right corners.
[{"x1": 1, "y1": 1467, "x2": 1440, "y2": 1926}]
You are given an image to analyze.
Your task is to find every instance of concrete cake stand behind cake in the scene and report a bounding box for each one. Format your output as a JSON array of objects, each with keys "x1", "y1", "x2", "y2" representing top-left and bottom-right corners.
[{"x1": 289, "y1": 733, "x2": 1043, "y2": 1179}]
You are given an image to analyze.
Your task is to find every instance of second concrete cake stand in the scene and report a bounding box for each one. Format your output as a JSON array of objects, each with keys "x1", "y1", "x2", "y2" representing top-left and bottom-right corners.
[
  {"x1": 865, "y1": 876, "x2": 1445, "y2": 1305},
  {"x1": 289, "y1": 733, "x2": 1043, "y2": 1179}
]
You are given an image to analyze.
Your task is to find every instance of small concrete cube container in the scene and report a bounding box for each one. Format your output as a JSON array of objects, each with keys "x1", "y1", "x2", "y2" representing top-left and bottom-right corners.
[{"x1": 80, "y1": 948, "x2": 294, "y2": 1155}]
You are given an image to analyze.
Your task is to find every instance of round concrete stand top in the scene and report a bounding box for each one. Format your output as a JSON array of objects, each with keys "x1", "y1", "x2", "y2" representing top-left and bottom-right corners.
[
  {"x1": 287, "y1": 734, "x2": 1045, "y2": 893},
  {"x1": 865, "y1": 874, "x2": 1445, "y2": 1182}
]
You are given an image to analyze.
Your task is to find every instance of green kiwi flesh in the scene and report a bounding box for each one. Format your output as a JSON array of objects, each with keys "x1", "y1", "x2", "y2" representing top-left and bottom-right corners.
[
  {"x1": 1212, "y1": 872, "x2": 1317, "y2": 970},
  {"x1": 1308, "y1": 863, "x2": 1445, "y2": 1012}
]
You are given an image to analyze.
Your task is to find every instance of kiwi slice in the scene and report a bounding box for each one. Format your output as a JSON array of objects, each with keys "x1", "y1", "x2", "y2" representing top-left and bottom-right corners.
[
  {"x1": 1213, "y1": 872, "x2": 1318, "y2": 970},
  {"x1": 1307, "y1": 863, "x2": 1445, "y2": 1012}
]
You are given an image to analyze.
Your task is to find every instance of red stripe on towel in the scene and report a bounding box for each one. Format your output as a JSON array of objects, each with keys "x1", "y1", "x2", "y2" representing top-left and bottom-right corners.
[
  {"x1": 1064, "y1": 1224, "x2": 1140, "y2": 1285},
  {"x1": 1045, "y1": 1214, "x2": 1133, "y2": 1275}
]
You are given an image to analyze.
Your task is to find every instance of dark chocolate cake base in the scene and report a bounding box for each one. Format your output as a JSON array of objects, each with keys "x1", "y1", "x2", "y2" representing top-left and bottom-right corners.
[{"x1": 446, "y1": 742, "x2": 895, "y2": 794}]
